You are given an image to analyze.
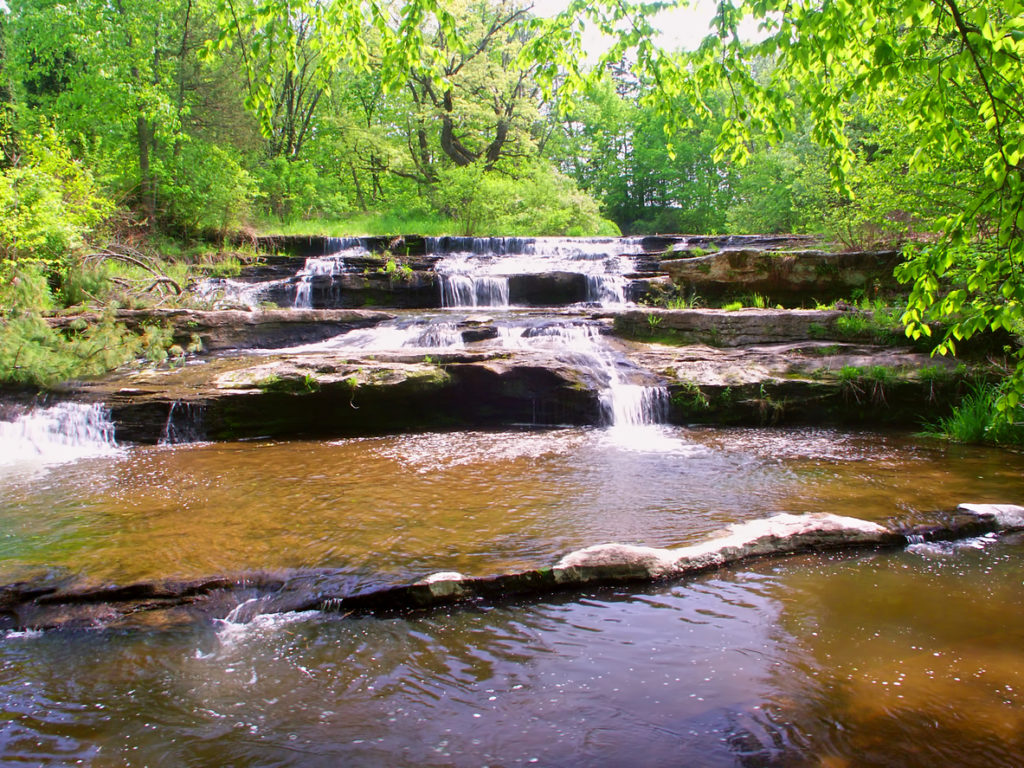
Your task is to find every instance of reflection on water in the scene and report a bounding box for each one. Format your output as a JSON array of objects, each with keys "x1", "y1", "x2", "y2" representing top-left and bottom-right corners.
[
  {"x1": 2, "y1": 538, "x2": 1022, "y2": 766},
  {"x1": 2, "y1": 426, "x2": 1024, "y2": 765},
  {"x1": 1, "y1": 426, "x2": 1022, "y2": 588}
]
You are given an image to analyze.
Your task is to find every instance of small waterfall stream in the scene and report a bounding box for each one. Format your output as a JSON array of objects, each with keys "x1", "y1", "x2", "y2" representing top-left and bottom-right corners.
[
  {"x1": 0, "y1": 402, "x2": 118, "y2": 465},
  {"x1": 496, "y1": 322, "x2": 668, "y2": 429},
  {"x1": 293, "y1": 237, "x2": 370, "y2": 309}
]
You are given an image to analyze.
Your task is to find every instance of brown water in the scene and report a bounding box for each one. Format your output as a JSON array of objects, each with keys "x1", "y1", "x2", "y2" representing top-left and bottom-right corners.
[
  {"x1": 2, "y1": 425, "x2": 1024, "y2": 766},
  {"x1": 2, "y1": 538, "x2": 1023, "y2": 766},
  {"x1": 1, "y1": 426, "x2": 1022, "y2": 588}
]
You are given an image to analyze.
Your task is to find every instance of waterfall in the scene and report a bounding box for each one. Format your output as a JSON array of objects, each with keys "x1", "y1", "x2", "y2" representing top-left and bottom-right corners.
[
  {"x1": 293, "y1": 255, "x2": 346, "y2": 309},
  {"x1": 0, "y1": 402, "x2": 118, "y2": 465},
  {"x1": 160, "y1": 401, "x2": 206, "y2": 445},
  {"x1": 264, "y1": 318, "x2": 466, "y2": 354},
  {"x1": 498, "y1": 322, "x2": 667, "y2": 428},
  {"x1": 192, "y1": 277, "x2": 275, "y2": 310},
  {"x1": 293, "y1": 238, "x2": 371, "y2": 309},
  {"x1": 439, "y1": 273, "x2": 510, "y2": 308},
  {"x1": 432, "y1": 237, "x2": 643, "y2": 309},
  {"x1": 586, "y1": 274, "x2": 628, "y2": 305}
]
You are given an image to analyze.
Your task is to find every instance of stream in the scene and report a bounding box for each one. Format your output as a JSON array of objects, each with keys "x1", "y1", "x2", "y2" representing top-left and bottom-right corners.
[{"x1": 2, "y1": 237, "x2": 1023, "y2": 766}]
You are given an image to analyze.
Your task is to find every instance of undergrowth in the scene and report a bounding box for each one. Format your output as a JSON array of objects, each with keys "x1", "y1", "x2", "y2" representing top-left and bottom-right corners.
[
  {"x1": 923, "y1": 384, "x2": 1024, "y2": 446},
  {"x1": 0, "y1": 264, "x2": 178, "y2": 388}
]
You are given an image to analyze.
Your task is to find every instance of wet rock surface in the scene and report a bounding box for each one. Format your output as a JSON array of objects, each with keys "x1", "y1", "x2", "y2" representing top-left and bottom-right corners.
[
  {"x1": 48, "y1": 308, "x2": 395, "y2": 352},
  {"x1": 70, "y1": 346, "x2": 600, "y2": 443},
  {"x1": 46, "y1": 304, "x2": 972, "y2": 438},
  {"x1": 4, "y1": 505, "x2": 1021, "y2": 631}
]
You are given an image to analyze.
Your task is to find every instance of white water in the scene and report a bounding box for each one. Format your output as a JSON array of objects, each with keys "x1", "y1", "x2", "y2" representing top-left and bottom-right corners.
[
  {"x1": 0, "y1": 402, "x2": 118, "y2": 467},
  {"x1": 193, "y1": 277, "x2": 280, "y2": 310},
  {"x1": 293, "y1": 238, "x2": 371, "y2": 309},
  {"x1": 267, "y1": 317, "x2": 465, "y2": 353},
  {"x1": 496, "y1": 322, "x2": 668, "y2": 430},
  {"x1": 433, "y1": 237, "x2": 641, "y2": 309}
]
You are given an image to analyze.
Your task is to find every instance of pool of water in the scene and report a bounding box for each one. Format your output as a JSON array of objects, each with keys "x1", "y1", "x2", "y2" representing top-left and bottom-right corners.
[
  {"x1": 3, "y1": 536, "x2": 1022, "y2": 766},
  {"x1": 1, "y1": 426, "x2": 1021, "y2": 588},
  {"x1": 2, "y1": 425, "x2": 1023, "y2": 766}
]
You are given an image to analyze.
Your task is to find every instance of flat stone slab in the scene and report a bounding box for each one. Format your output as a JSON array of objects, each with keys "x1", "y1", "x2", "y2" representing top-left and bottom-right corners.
[
  {"x1": 3, "y1": 504, "x2": 1018, "y2": 631},
  {"x1": 71, "y1": 347, "x2": 600, "y2": 442},
  {"x1": 614, "y1": 307, "x2": 847, "y2": 346}
]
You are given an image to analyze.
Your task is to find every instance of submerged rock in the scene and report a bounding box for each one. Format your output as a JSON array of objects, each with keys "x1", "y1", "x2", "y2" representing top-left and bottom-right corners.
[{"x1": 3, "y1": 505, "x2": 1018, "y2": 632}]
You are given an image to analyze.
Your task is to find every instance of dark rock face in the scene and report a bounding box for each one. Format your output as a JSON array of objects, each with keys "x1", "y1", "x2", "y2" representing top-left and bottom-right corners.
[
  {"x1": 262, "y1": 272, "x2": 440, "y2": 309},
  {"x1": 507, "y1": 272, "x2": 590, "y2": 306},
  {"x1": 661, "y1": 249, "x2": 903, "y2": 305}
]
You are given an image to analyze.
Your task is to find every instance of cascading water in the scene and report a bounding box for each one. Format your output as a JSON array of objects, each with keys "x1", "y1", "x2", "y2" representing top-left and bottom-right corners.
[
  {"x1": 293, "y1": 237, "x2": 369, "y2": 309},
  {"x1": 439, "y1": 270, "x2": 510, "y2": 308},
  {"x1": 0, "y1": 402, "x2": 118, "y2": 466},
  {"x1": 160, "y1": 401, "x2": 206, "y2": 445},
  {"x1": 497, "y1": 321, "x2": 668, "y2": 429},
  {"x1": 432, "y1": 236, "x2": 642, "y2": 309},
  {"x1": 266, "y1": 317, "x2": 465, "y2": 354}
]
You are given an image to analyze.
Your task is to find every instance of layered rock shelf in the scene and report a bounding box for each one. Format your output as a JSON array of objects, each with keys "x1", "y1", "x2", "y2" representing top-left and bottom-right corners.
[{"x1": 21, "y1": 235, "x2": 997, "y2": 439}]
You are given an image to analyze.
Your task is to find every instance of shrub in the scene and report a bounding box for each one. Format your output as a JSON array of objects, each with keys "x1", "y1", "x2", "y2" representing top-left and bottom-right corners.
[
  {"x1": 0, "y1": 124, "x2": 112, "y2": 277},
  {"x1": 925, "y1": 384, "x2": 1024, "y2": 446}
]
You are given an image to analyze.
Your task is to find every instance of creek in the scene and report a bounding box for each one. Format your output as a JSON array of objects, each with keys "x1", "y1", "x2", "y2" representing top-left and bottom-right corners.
[{"x1": 2, "y1": 237, "x2": 1023, "y2": 766}]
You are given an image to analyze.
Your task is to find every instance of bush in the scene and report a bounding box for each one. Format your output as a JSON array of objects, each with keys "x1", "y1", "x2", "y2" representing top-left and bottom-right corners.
[
  {"x1": 435, "y1": 161, "x2": 615, "y2": 236},
  {"x1": 0, "y1": 123, "x2": 112, "y2": 276},
  {"x1": 157, "y1": 141, "x2": 254, "y2": 238},
  {"x1": 254, "y1": 157, "x2": 350, "y2": 222},
  {"x1": 925, "y1": 384, "x2": 1024, "y2": 446}
]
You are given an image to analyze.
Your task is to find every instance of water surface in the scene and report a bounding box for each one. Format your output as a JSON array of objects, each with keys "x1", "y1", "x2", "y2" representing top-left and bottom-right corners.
[
  {"x1": 3, "y1": 536, "x2": 1022, "y2": 766},
  {"x1": 1, "y1": 426, "x2": 1021, "y2": 589}
]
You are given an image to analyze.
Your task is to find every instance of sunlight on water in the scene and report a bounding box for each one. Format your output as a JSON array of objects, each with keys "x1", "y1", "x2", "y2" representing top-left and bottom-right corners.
[{"x1": 1, "y1": 427, "x2": 1022, "y2": 590}]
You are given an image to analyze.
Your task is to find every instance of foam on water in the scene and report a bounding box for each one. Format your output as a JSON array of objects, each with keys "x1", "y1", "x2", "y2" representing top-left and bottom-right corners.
[
  {"x1": 906, "y1": 532, "x2": 999, "y2": 557},
  {"x1": 0, "y1": 402, "x2": 119, "y2": 468}
]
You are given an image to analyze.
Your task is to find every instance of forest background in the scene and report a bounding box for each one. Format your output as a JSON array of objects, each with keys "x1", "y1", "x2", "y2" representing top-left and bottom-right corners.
[{"x1": 0, "y1": 0, "x2": 1021, "y2": 437}]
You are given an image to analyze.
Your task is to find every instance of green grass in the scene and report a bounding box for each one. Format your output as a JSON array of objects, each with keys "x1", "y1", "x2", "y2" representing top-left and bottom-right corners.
[
  {"x1": 664, "y1": 293, "x2": 702, "y2": 309},
  {"x1": 924, "y1": 383, "x2": 1024, "y2": 445}
]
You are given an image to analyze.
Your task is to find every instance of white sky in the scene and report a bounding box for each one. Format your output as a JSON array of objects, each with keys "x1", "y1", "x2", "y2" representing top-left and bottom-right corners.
[{"x1": 530, "y1": 0, "x2": 763, "y2": 54}]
